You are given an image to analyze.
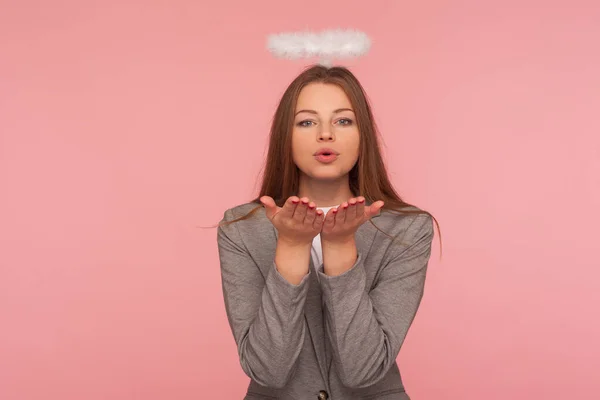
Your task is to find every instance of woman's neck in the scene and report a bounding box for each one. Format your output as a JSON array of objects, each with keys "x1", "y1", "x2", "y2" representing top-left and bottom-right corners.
[{"x1": 297, "y1": 175, "x2": 353, "y2": 207}]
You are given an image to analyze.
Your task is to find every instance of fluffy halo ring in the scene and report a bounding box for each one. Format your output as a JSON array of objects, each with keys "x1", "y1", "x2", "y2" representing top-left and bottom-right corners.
[{"x1": 266, "y1": 29, "x2": 371, "y2": 67}]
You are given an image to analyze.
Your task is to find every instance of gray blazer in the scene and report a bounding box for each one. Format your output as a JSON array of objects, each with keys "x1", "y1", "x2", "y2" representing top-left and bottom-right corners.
[{"x1": 217, "y1": 201, "x2": 434, "y2": 400}]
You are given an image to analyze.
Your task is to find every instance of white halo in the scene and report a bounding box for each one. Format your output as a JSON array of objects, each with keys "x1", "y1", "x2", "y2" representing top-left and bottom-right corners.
[{"x1": 267, "y1": 29, "x2": 371, "y2": 65}]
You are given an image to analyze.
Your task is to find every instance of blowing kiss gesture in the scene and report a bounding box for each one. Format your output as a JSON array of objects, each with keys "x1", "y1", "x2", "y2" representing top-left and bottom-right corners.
[
  {"x1": 260, "y1": 196, "x2": 384, "y2": 242},
  {"x1": 260, "y1": 195, "x2": 384, "y2": 276},
  {"x1": 260, "y1": 196, "x2": 383, "y2": 275}
]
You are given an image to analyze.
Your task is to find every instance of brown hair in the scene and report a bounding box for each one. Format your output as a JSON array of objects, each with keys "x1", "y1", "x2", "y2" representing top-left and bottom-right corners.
[{"x1": 218, "y1": 64, "x2": 442, "y2": 256}]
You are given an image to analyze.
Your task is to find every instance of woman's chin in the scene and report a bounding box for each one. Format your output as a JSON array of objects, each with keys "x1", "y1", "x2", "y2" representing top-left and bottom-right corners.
[{"x1": 307, "y1": 171, "x2": 346, "y2": 181}]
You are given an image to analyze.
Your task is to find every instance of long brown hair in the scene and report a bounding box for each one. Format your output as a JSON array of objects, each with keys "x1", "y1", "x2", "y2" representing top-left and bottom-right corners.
[{"x1": 219, "y1": 64, "x2": 442, "y2": 256}]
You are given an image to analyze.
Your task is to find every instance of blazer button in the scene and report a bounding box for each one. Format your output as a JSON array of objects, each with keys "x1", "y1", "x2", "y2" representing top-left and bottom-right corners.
[{"x1": 318, "y1": 390, "x2": 329, "y2": 399}]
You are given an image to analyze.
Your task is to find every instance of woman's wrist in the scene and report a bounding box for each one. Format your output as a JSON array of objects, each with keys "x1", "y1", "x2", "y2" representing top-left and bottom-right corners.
[
  {"x1": 277, "y1": 235, "x2": 313, "y2": 249},
  {"x1": 321, "y1": 236, "x2": 357, "y2": 276},
  {"x1": 275, "y1": 237, "x2": 312, "y2": 285},
  {"x1": 320, "y1": 234, "x2": 356, "y2": 248}
]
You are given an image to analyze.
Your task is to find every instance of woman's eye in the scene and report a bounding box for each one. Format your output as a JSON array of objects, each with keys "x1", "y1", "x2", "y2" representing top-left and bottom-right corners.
[
  {"x1": 337, "y1": 118, "x2": 353, "y2": 125},
  {"x1": 297, "y1": 120, "x2": 315, "y2": 127}
]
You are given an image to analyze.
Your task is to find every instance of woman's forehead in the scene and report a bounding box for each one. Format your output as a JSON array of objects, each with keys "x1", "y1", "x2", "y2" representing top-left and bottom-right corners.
[{"x1": 296, "y1": 84, "x2": 352, "y2": 111}]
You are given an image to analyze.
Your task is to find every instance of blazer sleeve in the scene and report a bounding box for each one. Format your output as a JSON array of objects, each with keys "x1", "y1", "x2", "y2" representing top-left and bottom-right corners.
[
  {"x1": 317, "y1": 214, "x2": 434, "y2": 389},
  {"x1": 217, "y1": 208, "x2": 311, "y2": 389}
]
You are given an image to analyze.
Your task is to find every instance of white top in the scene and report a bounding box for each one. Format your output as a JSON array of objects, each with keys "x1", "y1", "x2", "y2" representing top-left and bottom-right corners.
[{"x1": 310, "y1": 205, "x2": 338, "y2": 282}]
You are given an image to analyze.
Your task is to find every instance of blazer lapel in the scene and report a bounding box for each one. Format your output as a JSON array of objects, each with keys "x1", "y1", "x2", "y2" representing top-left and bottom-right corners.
[{"x1": 304, "y1": 257, "x2": 329, "y2": 382}]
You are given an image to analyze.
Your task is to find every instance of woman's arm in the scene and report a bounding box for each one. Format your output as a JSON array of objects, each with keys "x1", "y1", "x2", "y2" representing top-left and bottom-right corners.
[
  {"x1": 319, "y1": 214, "x2": 434, "y2": 388},
  {"x1": 217, "y1": 208, "x2": 312, "y2": 389}
]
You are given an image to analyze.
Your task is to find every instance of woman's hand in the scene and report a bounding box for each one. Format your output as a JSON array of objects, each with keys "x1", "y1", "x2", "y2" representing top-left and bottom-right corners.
[
  {"x1": 320, "y1": 196, "x2": 384, "y2": 244},
  {"x1": 260, "y1": 196, "x2": 325, "y2": 246}
]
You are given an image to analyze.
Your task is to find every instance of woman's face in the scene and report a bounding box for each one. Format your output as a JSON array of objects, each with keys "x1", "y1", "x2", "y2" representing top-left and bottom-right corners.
[{"x1": 291, "y1": 83, "x2": 360, "y2": 181}]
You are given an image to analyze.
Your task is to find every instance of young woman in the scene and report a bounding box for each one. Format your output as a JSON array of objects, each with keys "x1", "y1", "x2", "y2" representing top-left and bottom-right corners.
[{"x1": 217, "y1": 65, "x2": 440, "y2": 400}]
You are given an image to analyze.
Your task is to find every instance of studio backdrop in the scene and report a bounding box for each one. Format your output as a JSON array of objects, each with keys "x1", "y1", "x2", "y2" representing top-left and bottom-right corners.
[{"x1": 1, "y1": 1, "x2": 599, "y2": 399}]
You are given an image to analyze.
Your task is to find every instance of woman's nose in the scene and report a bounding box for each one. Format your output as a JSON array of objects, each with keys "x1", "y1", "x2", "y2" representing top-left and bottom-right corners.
[{"x1": 318, "y1": 130, "x2": 334, "y2": 141}]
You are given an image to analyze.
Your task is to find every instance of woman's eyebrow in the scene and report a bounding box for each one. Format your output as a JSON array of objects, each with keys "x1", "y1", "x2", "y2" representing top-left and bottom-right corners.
[{"x1": 294, "y1": 108, "x2": 355, "y2": 116}]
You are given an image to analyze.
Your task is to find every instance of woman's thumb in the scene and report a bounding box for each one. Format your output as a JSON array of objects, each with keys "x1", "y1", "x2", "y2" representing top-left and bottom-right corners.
[
  {"x1": 259, "y1": 196, "x2": 276, "y2": 219},
  {"x1": 369, "y1": 201, "x2": 385, "y2": 218},
  {"x1": 260, "y1": 196, "x2": 274, "y2": 209}
]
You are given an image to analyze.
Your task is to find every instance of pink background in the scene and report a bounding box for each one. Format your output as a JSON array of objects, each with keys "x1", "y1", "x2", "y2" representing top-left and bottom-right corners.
[{"x1": 1, "y1": 0, "x2": 599, "y2": 399}]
